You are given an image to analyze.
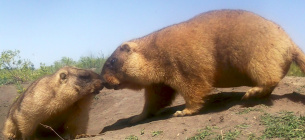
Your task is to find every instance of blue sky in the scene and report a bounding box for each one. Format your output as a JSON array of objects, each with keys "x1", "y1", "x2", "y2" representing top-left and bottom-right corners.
[{"x1": 1, "y1": 1, "x2": 305, "y2": 68}]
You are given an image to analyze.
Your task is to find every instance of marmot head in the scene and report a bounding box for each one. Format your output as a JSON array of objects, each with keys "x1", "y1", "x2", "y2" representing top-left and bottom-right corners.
[
  {"x1": 55, "y1": 67, "x2": 104, "y2": 96},
  {"x1": 101, "y1": 42, "x2": 146, "y2": 90}
]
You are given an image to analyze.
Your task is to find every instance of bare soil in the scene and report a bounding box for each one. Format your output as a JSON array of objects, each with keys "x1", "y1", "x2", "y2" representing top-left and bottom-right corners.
[{"x1": 1, "y1": 76, "x2": 305, "y2": 140}]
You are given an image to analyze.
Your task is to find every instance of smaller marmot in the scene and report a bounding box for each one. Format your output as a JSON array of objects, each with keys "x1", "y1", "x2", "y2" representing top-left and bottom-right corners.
[{"x1": 2, "y1": 67, "x2": 104, "y2": 139}]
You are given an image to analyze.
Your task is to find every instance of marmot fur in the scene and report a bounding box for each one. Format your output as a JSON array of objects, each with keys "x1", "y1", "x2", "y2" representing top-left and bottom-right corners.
[
  {"x1": 101, "y1": 10, "x2": 305, "y2": 123},
  {"x1": 3, "y1": 67, "x2": 103, "y2": 139}
]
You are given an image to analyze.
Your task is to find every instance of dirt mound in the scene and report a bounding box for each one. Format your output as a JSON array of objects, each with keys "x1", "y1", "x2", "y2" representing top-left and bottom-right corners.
[{"x1": 1, "y1": 76, "x2": 305, "y2": 139}]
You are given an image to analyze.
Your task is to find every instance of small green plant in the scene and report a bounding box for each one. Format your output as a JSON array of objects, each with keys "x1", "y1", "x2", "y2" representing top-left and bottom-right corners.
[
  {"x1": 189, "y1": 111, "x2": 305, "y2": 140},
  {"x1": 187, "y1": 126, "x2": 214, "y2": 140},
  {"x1": 287, "y1": 62, "x2": 305, "y2": 77},
  {"x1": 235, "y1": 123, "x2": 251, "y2": 129},
  {"x1": 140, "y1": 128, "x2": 145, "y2": 135},
  {"x1": 247, "y1": 133, "x2": 262, "y2": 140},
  {"x1": 152, "y1": 130, "x2": 163, "y2": 137},
  {"x1": 15, "y1": 81, "x2": 26, "y2": 94},
  {"x1": 215, "y1": 129, "x2": 241, "y2": 140},
  {"x1": 236, "y1": 107, "x2": 263, "y2": 114},
  {"x1": 125, "y1": 135, "x2": 138, "y2": 140},
  {"x1": 260, "y1": 111, "x2": 305, "y2": 139}
]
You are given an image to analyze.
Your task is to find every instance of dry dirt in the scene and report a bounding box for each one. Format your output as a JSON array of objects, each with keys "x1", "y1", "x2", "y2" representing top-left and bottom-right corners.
[{"x1": 1, "y1": 76, "x2": 305, "y2": 140}]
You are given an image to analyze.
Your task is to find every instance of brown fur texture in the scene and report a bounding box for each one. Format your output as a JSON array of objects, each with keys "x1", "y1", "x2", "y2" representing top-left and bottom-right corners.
[
  {"x1": 101, "y1": 10, "x2": 305, "y2": 123},
  {"x1": 2, "y1": 67, "x2": 103, "y2": 139}
]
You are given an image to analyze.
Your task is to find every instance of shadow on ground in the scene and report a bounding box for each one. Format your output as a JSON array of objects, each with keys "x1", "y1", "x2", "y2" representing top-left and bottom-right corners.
[{"x1": 100, "y1": 91, "x2": 305, "y2": 134}]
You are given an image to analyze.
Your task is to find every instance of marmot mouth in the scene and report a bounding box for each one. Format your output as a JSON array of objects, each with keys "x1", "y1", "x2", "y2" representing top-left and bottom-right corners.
[
  {"x1": 93, "y1": 90, "x2": 101, "y2": 94},
  {"x1": 103, "y1": 83, "x2": 120, "y2": 90},
  {"x1": 93, "y1": 86, "x2": 104, "y2": 94},
  {"x1": 113, "y1": 85, "x2": 120, "y2": 90}
]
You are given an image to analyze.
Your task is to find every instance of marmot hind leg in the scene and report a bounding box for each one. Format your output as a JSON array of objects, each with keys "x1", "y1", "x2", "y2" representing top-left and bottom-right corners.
[
  {"x1": 242, "y1": 86, "x2": 277, "y2": 100},
  {"x1": 242, "y1": 62, "x2": 283, "y2": 100},
  {"x1": 130, "y1": 84, "x2": 176, "y2": 124}
]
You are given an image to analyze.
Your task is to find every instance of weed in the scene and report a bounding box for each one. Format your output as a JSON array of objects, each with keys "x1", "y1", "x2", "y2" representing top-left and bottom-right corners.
[
  {"x1": 152, "y1": 131, "x2": 163, "y2": 137},
  {"x1": 215, "y1": 129, "x2": 241, "y2": 140},
  {"x1": 260, "y1": 111, "x2": 305, "y2": 139},
  {"x1": 287, "y1": 62, "x2": 305, "y2": 77},
  {"x1": 187, "y1": 126, "x2": 214, "y2": 140},
  {"x1": 125, "y1": 135, "x2": 138, "y2": 140},
  {"x1": 247, "y1": 133, "x2": 262, "y2": 140},
  {"x1": 235, "y1": 123, "x2": 251, "y2": 129},
  {"x1": 236, "y1": 107, "x2": 263, "y2": 115},
  {"x1": 140, "y1": 129, "x2": 145, "y2": 135},
  {"x1": 15, "y1": 81, "x2": 26, "y2": 94}
]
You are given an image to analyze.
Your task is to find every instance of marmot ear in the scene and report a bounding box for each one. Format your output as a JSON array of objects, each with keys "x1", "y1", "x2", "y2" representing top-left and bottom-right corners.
[
  {"x1": 120, "y1": 44, "x2": 131, "y2": 52},
  {"x1": 60, "y1": 73, "x2": 67, "y2": 80}
]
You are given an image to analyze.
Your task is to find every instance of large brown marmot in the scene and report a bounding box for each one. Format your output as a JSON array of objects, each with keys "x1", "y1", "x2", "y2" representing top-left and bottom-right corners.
[
  {"x1": 101, "y1": 10, "x2": 305, "y2": 123},
  {"x1": 2, "y1": 67, "x2": 104, "y2": 139}
]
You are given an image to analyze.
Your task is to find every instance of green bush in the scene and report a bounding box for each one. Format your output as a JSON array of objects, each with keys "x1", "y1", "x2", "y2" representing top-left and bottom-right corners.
[
  {"x1": 0, "y1": 50, "x2": 106, "y2": 87},
  {"x1": 76, "y1": 52, "x2": 106, "y2": 73},
  {"x1": 0, "y1": 50, "x2": 35, "y2": 85},
  {"x1": 287, "y1": 62, "x2": 305, "y2": 77}
]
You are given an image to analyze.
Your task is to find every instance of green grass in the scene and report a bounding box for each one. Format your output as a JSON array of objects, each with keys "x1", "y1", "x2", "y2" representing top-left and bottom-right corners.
[
  {"x1": 235, "y1": 123, "x2": 251, "y2": 129},
  {"x1": 151, "y1": 130, "x2": 163, "y2": 137},
  {"x1": 187, "y1": 126, "x2": 214, "y2": 140},
  {"x1": 189, "y1": 111, "x2": 305, "y2": 140},
  {"x1": 236, "y1": 107, "x2": 264, "y2": 115},
  {"x1": 247, "y1": 133, "x2": 262, "y2": 140},
  {"x1": 125, "y1": 135, "x2": 139, "y2": 140},
  {"x1": 287, "y1": 62, "x2": 305, "y2": 77},
  {"x1": 214, "y1": 129, "x2": 241, "y2": 140},
  {"x1": 15, "y1": 81, "x2": 26, "y2": 94},
  {"x1": 140, "y1": 128, "x2": 145, "y2": 135},
  {"x1": 260, "y1": 111, "x2": 305, "y2": 139},
  {"x1": 188, "y1": 127, "x2": 242, "y2": 140}
]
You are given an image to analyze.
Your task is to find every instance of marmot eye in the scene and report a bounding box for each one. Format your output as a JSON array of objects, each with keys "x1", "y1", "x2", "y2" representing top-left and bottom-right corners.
[
  {"x1": 78, "y1": 72, "x2": 91, "y2": 80},
  {"x1": 79, "y1": 75, "x2": 90, "y2": 79},
  {"x1": 110, "y1": 58, "x2": 117, "y2": 65}
]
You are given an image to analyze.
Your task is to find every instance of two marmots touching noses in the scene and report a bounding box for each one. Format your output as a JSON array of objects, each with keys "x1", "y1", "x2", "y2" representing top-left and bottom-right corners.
[{"x1": 4, "y1": 9, "x2": 305, "y2": 139}]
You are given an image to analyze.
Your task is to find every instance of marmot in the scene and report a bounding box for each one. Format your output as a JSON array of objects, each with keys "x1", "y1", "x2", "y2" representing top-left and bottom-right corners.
[
  {"x1": 101, "y1": 10, "x2": 305, "y2": 123},
  {"x1": 2, "y1": 67, "x2": 104, "y2": 139}
]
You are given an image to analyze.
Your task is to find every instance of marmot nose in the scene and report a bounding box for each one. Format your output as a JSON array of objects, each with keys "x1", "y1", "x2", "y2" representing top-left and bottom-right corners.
[{"x1": 103, "y1": 82, "x2": 113, "y2": 89}]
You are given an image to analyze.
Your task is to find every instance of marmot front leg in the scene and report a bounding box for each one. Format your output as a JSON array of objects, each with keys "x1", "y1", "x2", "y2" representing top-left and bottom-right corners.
[
  {"x1": 65, "y1": 97, "x2": 92, "y2": 139},
  {"x1": 14, "y1": 114, "x2": 39, "y2": 139},
  {"x1": 65, "y1": 115, "x2": 89, "y2": 139},
  {"x1": 130, "y1": 84, "x2": 176, "y2": 124},
  {"x1": 173, "y1": 84, "x2": 211, "y2": 117},
  {"x1": 3, "y1": 118, "x2": 19, "y2": 139}
]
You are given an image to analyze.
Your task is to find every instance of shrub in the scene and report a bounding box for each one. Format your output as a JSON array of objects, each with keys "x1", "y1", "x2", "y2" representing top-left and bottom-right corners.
[{"x1": 0, "y1": 50, "x2": 106, "y2": 87}]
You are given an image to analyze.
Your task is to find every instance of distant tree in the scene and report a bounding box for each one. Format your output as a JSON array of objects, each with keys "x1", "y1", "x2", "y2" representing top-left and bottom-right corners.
[
  {"x1": 60, "y1": 57, "x2": 76, "y2": 66},
  {"x1": 52, "y1": 57, "x2": 76, "y2": 70},
  {"x1": 0, "y1": 50, "x2": 34, "y2": 85},
  {"x1": 76, "y1": 52, "x2": 106, "y2": 72}
]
